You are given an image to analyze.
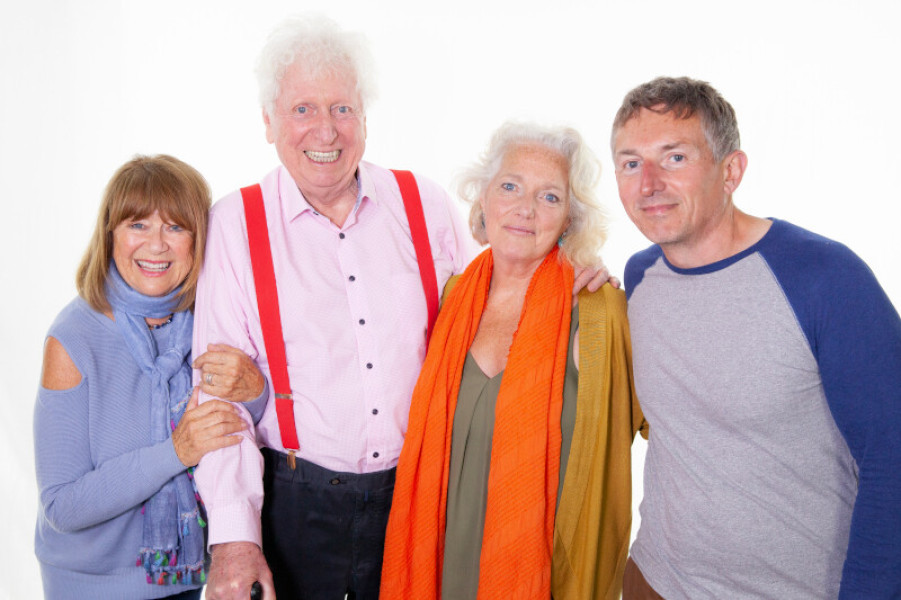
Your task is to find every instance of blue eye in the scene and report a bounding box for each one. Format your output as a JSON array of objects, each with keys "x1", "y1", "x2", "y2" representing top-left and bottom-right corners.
[
  {"x1": 128, "y1": 222, "x2": 146, "y2": 230},
  {"x1": 295, "y1": 106, "x2": 308, "y2": 115},
  {"x1": 168, "y1": 224, "x2": 185, "y2": 233},
  {"x1": 501, "y1": 182, "x2": 515, "y2": 191},
  {"x1": 332, "y1": 105, "x2": 356, "y2": 119},
  {"x1": 625, "y1": 160, "x2": 639, "y2": 170},
  {"x1": 543, "y1": 193, "x2": 560, "y2": 203},
  {"x1": 671, "y1": 154, "x2": 685, "y2": 162}
]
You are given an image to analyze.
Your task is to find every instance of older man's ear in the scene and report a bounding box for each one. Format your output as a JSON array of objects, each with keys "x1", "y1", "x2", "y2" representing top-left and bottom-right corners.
[{"x1": 263, "y1": 108, "x2": 275, "y2": 144}]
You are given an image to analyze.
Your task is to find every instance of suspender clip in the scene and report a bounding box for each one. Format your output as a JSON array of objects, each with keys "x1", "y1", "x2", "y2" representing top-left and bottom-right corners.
[{"x1": 287, "y1": 450, "x2": 297, "y2": 471}]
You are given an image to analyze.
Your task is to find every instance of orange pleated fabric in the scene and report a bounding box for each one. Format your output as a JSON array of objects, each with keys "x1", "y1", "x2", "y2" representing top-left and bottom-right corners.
[{"x1": 380, "y1": 247, "x2": 574, "y2": 599}]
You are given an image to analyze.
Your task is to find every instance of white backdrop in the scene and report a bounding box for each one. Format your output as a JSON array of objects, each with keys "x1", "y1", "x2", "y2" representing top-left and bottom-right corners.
[{"x1": 2, "y1": 1, "x2": 899, "y2": 598}]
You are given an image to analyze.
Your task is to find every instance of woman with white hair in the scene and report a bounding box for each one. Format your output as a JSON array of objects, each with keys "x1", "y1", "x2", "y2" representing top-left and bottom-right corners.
[{"x1": 381, "y1": 122, "x2": 647, "y2": 599}]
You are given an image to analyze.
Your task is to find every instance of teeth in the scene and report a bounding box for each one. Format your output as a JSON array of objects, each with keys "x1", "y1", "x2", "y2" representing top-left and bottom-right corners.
[
  {"x1": 305, "y1": 150, "x2": 340, "y2": 163},
  {"x1": 137, "y1": 260, "x2": 170, "y2": 272}
]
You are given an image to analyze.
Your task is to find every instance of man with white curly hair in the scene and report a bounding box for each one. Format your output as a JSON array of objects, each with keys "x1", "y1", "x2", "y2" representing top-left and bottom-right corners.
[{"x1": 191, "y1": 15, "x2": 474, "y2": 600}]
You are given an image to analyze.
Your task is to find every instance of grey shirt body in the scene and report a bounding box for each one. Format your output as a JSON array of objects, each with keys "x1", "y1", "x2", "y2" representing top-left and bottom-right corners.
[{"x1": 628, "y1": 242, "x2": 857, "y2": 599}]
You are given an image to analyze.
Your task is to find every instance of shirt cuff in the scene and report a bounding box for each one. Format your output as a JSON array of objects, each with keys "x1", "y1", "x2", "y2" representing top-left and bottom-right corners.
[{"x1": 205, "y1": 500, "x2": 263, "y2": 550}]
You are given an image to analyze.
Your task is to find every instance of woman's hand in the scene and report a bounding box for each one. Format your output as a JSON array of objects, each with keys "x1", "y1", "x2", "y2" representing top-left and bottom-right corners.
[
  {"x1": 172, "y1": 388, "x2": 246, "y2": 467},
  {"x1": 193, "y1": 343, "x2": 265, "y2": 403}
]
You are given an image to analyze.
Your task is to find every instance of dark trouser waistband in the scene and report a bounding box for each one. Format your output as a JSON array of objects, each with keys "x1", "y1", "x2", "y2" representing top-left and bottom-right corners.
[{"x1": 261, "y1": 446, "x2": 396, "y2": 491}]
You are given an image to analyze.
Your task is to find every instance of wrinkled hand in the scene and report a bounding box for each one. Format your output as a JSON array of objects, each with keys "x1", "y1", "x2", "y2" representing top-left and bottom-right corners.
[
  {"x1": 573, "y1": 261, "x2": 621, "y2": 294},
  {"x1": 172, "y1": 388, "x2": 246, "y2": 467},
  {"x1": 206, "y1": 542, "x2": 275, "y2": 600},
  {"x1": 194, "y1": 343, "x2": 265, "y2": 403}
]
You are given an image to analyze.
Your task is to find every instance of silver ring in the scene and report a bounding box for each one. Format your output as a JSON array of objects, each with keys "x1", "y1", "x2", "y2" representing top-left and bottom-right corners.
[{"x1": 205, "y1": 373, "x2": 213, "y2": 385}]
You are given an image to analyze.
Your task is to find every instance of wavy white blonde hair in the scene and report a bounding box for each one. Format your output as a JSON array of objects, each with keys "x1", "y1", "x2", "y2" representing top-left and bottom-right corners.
[{"x1": 457, "y1": 121, "x2": 607, "y2": 267}]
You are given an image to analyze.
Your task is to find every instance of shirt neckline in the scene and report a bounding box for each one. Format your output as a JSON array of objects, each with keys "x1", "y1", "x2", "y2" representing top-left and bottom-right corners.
[{"x1": 660, "y1": 218, "x2": 779, "y2": 275}]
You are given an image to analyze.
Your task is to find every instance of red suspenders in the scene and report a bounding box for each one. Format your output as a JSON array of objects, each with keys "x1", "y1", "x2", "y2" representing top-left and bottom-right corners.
[
  {"x1": 390, "y1": 170, "x2": 440, "y2": 342},
  {"x1": 240, "y1": 171, "x2": 439, "y2": 469},
  {"x1": 241, "y1": 184, "x2": 301, "y2": 467}
]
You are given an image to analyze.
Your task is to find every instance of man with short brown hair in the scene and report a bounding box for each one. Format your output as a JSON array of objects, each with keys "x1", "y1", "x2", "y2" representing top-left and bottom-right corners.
[{"x1": 614, "y1": 76, "x2": 901, "y2": 599}]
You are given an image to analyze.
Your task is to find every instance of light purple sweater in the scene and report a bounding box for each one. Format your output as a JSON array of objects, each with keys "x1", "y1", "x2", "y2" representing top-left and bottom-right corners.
[{"x1": 34, "y1": 298, "x2": 203, "y2": 599}]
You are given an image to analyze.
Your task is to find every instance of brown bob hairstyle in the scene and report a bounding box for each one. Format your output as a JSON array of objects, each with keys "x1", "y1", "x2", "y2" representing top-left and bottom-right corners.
[{"x1": 76, "y1": 154, "x2": 211, "y2": 313}]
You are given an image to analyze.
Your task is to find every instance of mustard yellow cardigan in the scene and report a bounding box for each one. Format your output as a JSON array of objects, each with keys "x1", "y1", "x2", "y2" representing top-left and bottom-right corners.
[
  {"x1": 442, "y1": 278, "x2": 647, "y2": 600},
  {"x1": 553, "y1": 285, "x2": 647, "y2": 599}
]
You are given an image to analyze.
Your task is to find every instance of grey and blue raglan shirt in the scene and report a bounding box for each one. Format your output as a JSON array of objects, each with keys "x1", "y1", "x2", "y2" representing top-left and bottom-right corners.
[{"x1": 625, "y1": 219, "x2": 901, "y2": 599}]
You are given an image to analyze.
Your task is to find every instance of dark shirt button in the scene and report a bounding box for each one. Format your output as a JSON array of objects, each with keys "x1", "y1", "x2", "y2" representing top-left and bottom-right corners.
[
  {"x1": 366, "y1": 363, "x2": 373, "y2": 369},
  {"x1": 373, "y1": 452, "x2": 380, "y2": 458},
  {"x1": 339, "y1": 232, "x2": 345, "y2": 239},
  {"x1": 359, "y1": 319, "x2": 365, "y2": 325},
  {"x1": 330, "y1": 478, "x2": 340, "y2": 485},
  {"x1": 348, "y1": 275, "x2": 356, "y2": 282},
  {"x1": 372, "y1": 408, "x2": 378, "y2": 415}
]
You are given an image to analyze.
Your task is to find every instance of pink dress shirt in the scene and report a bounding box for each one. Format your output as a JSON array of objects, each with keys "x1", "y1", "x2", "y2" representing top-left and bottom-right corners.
[{"x1": 193, "y1": 162, "x2": 475, "y2": 547}]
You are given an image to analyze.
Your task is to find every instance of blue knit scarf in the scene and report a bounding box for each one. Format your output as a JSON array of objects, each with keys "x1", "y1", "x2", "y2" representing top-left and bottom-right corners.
[{"x1": 105, "y1": 263, "x2": 207, "y2": 586}]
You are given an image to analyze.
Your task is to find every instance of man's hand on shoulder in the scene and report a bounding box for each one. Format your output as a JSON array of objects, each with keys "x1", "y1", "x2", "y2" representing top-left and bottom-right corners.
[
  {"x1": 206, "y1": 541, "x2": 275, "y2": 600},
  {"x1": 573, "y1": 261, "x2": 621, "y2": 294}
]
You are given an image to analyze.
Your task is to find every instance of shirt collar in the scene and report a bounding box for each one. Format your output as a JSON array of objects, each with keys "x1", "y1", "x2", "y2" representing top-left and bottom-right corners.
[
  {"x1": 279, "y1": 162, "x2": 377, "y2": 223},
  {"x1": 357, "y1": 161, "x2": 380, "y2": 208}
]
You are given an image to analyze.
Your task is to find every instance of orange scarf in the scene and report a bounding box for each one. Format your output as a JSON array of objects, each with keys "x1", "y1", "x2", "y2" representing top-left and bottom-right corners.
[{"x1": 381, "y1": 247, "x2": 574, "y2": 599}]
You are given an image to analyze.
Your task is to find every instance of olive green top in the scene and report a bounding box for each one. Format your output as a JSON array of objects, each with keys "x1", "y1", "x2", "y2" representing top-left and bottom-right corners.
[
  {"x1": 441, "y1": 307, "x2": 580, "y2": 600},
  {"x1": 438, "y1": 278, "x2": 647, "y2": 600}
]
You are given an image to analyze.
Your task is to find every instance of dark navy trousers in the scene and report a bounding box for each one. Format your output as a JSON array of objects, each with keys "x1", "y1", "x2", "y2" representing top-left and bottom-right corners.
[{"x1": 261, "y1": 447, "x2": 396, "y2": 599}]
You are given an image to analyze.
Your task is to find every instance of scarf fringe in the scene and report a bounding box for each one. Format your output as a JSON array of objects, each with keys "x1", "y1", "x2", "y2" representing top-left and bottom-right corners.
[
  {"x1": 137, "y1": 549, "x2": 206, "y2": 585},
  {"x1": 137, "y1": 508, "x2": 208, "y2": 585}
]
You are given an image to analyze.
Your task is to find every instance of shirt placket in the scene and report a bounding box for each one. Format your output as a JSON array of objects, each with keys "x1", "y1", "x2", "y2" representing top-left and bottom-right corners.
[{"x1": 335, "y1": 222, "x2": 387, "y2": 470}]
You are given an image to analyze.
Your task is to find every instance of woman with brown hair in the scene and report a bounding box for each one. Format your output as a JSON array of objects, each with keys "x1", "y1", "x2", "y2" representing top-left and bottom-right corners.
[{"x1": 34, "y1": 155, "x2": 264, "y2": 599}]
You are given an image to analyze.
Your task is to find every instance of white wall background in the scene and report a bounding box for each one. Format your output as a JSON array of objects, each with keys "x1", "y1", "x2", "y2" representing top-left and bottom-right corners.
[{"x1": 2, "y1": 1, "x2": 899, "y2": 598}]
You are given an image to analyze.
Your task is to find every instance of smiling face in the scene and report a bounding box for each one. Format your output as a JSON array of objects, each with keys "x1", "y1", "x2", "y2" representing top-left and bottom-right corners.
[
  {"x1": 613, "y1": 108, "x2": 741, "y2": 260},
  {"x1": 480, "y1": 144, "x2": 571, "y2": 273},
  {"x1": 112, "y1": 210, "x2": 194, "y2": 297},
  {"x1": 263, "y1": 62, "x2": 366, "y2": 205}
]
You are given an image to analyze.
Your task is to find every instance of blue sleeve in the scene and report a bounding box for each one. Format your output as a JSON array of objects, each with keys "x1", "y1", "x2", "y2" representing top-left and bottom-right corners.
[
  {"x1": 763, "y1": 227, "x2": 901, "y2": 598},
  {"x1": 34, "y1": 381, "x2": 187, "y2": 533},
  {"x1": 624, "y1": 245, "x2": 662, "y2": 301},
  {"x1": 243, "y1": 376, "x2": 269, "y2": 424}
]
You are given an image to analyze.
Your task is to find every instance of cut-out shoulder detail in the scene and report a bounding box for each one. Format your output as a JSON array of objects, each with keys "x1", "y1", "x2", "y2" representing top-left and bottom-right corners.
[{"x1": 41, "y1": 336, "x2": 82, "y2": 390}]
